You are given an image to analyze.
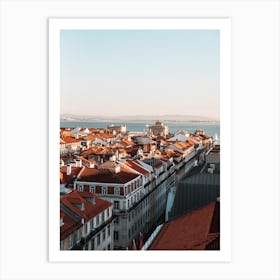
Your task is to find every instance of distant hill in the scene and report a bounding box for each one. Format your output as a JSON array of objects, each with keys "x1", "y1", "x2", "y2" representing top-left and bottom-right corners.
[{"x1": 60, "y1": 114, "x2": 219, "y2": 124}]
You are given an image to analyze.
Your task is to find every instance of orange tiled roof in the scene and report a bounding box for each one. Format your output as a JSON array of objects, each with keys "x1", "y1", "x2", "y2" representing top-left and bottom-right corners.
[
  {"x1": 149, "y1": 201, "x2": 219, "y2": 250},
  {"x1": 124, "y1": 160, "x2": 150, "y2": 175},
  {"x1": 60, "y1": 166, "x2": 83, "y2": 184},
  {"x1": 153, "y1": 161, "x2": 163, "y2": 169},
  {"x1": 61, "y1": 190, "x2": 112, "y2": 225},
  {"x1": 60, "y1": 209, "x2": 82, "y2": 241},
  {"x1": 62, "y1": 137, "x2": 81, "y2": 144},
  {"x1": 78, "y1": 167, "x2": 139, "y2": 184}
]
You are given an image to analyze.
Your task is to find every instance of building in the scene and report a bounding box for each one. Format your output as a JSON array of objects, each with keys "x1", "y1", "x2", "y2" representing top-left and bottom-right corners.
[
  {"x1": 146, "y1": 200, "x2": 220, "y2": 250},
  {"x1": 60, "y1": 136, "x2": 82, "y2": 156},
  {"x1": 148, "y1": 120, "x2": 169, "y2": 137},
  {"x1": 73, "y1": 157, "x2": 176, "y2": 249},
  {"x1": 59, "y1": 123, "x2": 217, "y2": 250},
  {"x1": 168, "y1": 172, "x2": 220, "y2": 221},
  {"x1": 60, "y1": 164, "x2": 83, "y2": 194},
  {"x1": 107, "y1": 124, "x2": 127, "y2": 135},
  {"x1": 60, "y1": 190, "x2": 114, "y2": 250},
  {"x1": 73, "y1": 163, "x2": 145, "y2": 249}
]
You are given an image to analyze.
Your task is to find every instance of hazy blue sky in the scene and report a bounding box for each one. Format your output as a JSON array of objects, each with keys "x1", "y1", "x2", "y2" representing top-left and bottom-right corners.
[{"x1": 60, "y1": 30, "x2": 220, "y2": 119}]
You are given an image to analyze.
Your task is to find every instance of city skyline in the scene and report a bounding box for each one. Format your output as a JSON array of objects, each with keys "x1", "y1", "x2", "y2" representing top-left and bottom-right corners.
[{"x1": 61, "y1": 29, "x2": 220, "y2": 120}]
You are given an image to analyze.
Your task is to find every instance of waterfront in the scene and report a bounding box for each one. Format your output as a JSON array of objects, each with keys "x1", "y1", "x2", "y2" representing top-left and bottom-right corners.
[
  {"x1": 61, "y1": 121, "x2": 220, "y2": 139},
  {"x1": 59, "y1": 120, "x2": 220, "y2": 250}
]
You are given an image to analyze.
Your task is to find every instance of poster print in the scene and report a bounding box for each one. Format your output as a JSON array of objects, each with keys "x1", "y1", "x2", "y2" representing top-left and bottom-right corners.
[{"x1": 49, "y1": 18, "x2": 231, "y2": 262}]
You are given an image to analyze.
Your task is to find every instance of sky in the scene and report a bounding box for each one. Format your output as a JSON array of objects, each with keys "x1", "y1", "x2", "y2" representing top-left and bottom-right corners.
[{"x1": 60, "y1": 30, "x2": 220, "y2": 120}]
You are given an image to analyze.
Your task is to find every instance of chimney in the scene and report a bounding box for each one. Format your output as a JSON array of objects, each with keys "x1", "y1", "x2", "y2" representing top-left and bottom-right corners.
[{"x1": 67, "y1": 164, "x2": 72, "y2": 175}]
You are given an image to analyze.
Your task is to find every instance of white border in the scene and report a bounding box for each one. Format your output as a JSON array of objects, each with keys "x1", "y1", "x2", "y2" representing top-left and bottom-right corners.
[{"x1": 49, "y1": 18, "x2": 231, "y2": 262}]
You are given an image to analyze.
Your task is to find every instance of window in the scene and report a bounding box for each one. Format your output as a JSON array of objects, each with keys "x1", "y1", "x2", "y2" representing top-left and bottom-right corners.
[
  {"x1": 97, "y1": 234, "x2": 101, "y2": 245},
  {"x1": 114, "y1": 217, "x2": 119, "y2": 224},
  {"x1": 115, "y1": 187, "x2": 120, "y2": 195},
  {"x1": 96, "y1": 215, "x2": 100, "y2": 226},
  {"x1": 91, "y1": 239, "x2": 95, "y2": 250},
  {"x1": 113, "y1": 231, "x2": 119, "y2": 241},
  {"x1": 106, "y1": 208, "x2": 110, "y2": 218},
  {"x1": 122, "y1": 201, "x2": 126, "y2": 210},
  {"x1": 101, "y1": 212, "x2": 105, "y2": 223},
  {"x1": 114, "y1": 200, "x2": 119, "y2": 210},
  {"x1": 90, "y1": 186, "x2": 95, "y2": 193},
  {"x1": 102, "y1": 229, "x2": 106, "y2": 241},
  {"x1": 102, "y1": 187, "x2": 107, "y2": 195},
  {"x1": 107, "y1": 225, "x2": 111, "y2": 236},
  {"x1": 107, "y1": 244, "x2": 111, "y2": 250}
]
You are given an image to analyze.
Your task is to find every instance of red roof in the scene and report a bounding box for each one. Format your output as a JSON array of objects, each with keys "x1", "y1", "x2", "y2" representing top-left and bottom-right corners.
[
  {"x1": 149, "y1": 201, "x2": 220, "y2": 250},
  {"x1": 116, "y1": 140, "x2": 134, "y2": 147},
  {"x1": 78, "y1": 167, "x2": 140, "y2": 184},
  {"x1": 124, "y1": 160, "x2": 150, "y2": 175},
  {"x1": 153, "y1": 161, "x2": 163, "y2": 169},
  {"x1": 60, "y1": 209, "x2": 82, "y2": 241},
  {"x1": 60, "y1": 166, "x2": 83, "y2": 184},
  {"x1": 62, "y1": 136, "x2": 81, "y2": 144},
  {"x1": 60, "y1": 190, "x2": 112, "y2": 226}
]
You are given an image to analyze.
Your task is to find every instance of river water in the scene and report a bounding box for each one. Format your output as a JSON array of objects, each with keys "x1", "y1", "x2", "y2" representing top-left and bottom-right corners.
[{"x1": 61, "y1": 121, "x2": 220, "y2": 139}]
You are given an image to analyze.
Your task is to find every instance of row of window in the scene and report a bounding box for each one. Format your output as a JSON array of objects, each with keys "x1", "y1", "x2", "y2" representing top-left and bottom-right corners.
[
  {"x1": 85, "y1": 225, "x2": 112, "y2": 250},
  {"x1": 128, "y1": 218, "x2": 143, "y2": 238},
  {"x1": 77, "y1": 185, "x2": 121, "y2": 195},
  {"x1": 83, "y1": 208, "x2": 111, "y2": 235},
  {"x1": 112, "y1": 190, "x2": 144, "y2": 211},
  {"x1": 76, "y1": 178, "x2": 143, "y2": 197},
  {"x1": 126, "y1": 179, "x2": 142, "y2": 193}
]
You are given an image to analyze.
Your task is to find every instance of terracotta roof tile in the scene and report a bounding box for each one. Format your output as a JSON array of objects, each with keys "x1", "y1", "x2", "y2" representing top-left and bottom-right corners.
[
  {"x1": 149, "y1": 201, "x2": 219, "y2": 250},
  {"x1": 62, "y1": 137, "x2": 81, "y2": 144},
  {"x1": 124, "y1": 160, "x2": 150, "y2": 175},
  {"x1": 60, "y1": 166, "x2": 83, "y2": 184},
  {"x1": 60, "y1": 209, "x2": 82, "y2": 241},
  {"x1": 60, "y1": 190, "x2": 112, "y2": 224},
  {"x1": 78, "y1": 167, "x2": 139, "y2": 184}
]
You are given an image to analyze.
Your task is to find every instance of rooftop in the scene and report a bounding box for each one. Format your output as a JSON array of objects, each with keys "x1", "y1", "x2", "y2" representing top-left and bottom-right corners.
[
  {"x1": 60, "y1": 209, "x2": 82, "y2": 241},
  {"x1": 124, "y1": 160, "x2": 150, "y2": 175},
  {"x1": 78, "y1": 166, "x2": 140, "y2": 184},
  {"x1": 60, "y1": 190, "x2": 112, "y2": 225},
  {"x1": 149, "y1": 201, "x2": 220, "y2": 250},
  {"x1": 60, "y1": 166, "x2": 83, "y2": 184}
]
